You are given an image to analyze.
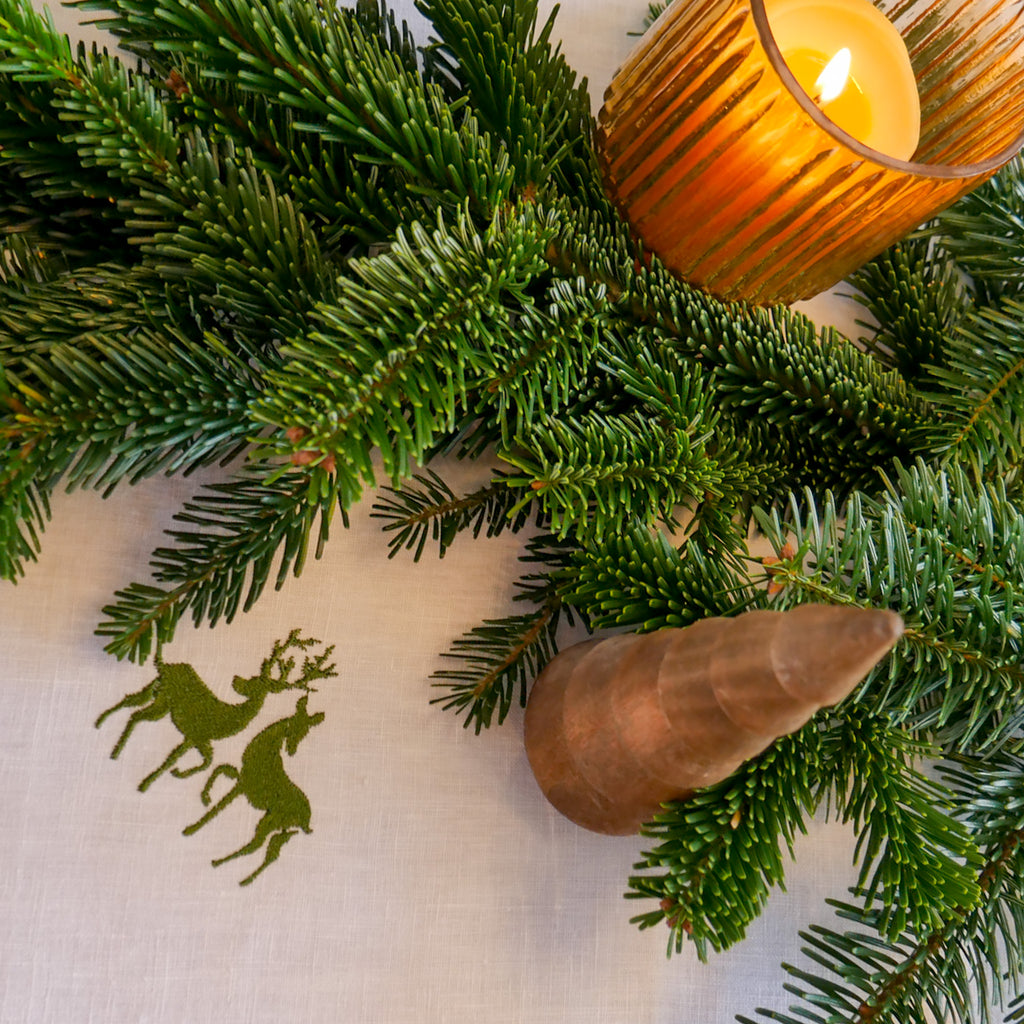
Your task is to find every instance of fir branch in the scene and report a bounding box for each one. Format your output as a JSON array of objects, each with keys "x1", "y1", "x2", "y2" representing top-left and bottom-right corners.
[
  {"x1": 430, "y1": 599, "x2": 561, "y2": 732},
  {"x1": 597, "y1": 328, "x2": 713, "y2": 426},
  {"x1": 427, "y1": 257, "x2": 611, "y2": 462},
  {"x1": 474, "y1": 271, "x2": 606, "y2": 448},
  {"x1": 171, "y1": 62, "x2": 295, "y2": 169},
  {"x1": 56, "y1": 52, "x2": 178, "y2": 183},
  {"x1": 293, "y1": 153, "x2": 439, "y2": 250},
  {"x1": 494, "y1": 299, "x2": 775, "y2": 545},
  {"x1": 147, "y1": 0, "x2": 421, "y2": 166},
  {"x1": 0, "y1": 176, "x2": 119, "y2": 261},
  {"x1": 754, "y1": 462, "x2": 1024, "y2": 752},
  {"x1": 936, "y1": 154, "x2": 1024, "y2": 302},
  {"x1": 0, "y1": 1, "x2": 178, "y2": 183},
  {"x1": 628, "y1": 726, "x2": 822, "y2": 960},
  {"x1": 97, "y1": 465, "x2": 344, "y2": 662},
  {"x1": 550, "y1": 212, "x2": 927, "y2": 495},
  {"x1": 0, "y1": 65, "x2": 115, "y2": 202},
  {"x1": 596, "y1": 330, "x2": 781, "y2": 540},
  {"x1": 0, "y1": 262, "x2": 174, "y2": 366},
  {"x1": 847, "y1": 234, "x2": 971, "y2": 381},
  {"x1": 370, "y1": 468, "x2": 534, "y2": 561},
  {"x1": 913, "y1": 298, "x2": 1024, "y2": 483},
  {"x1": 415, "y1": 0, "x2": 599, "y2": 199},
  {"x1": 147, "y1": 139, "x2": 338, "y2": 344},
  {"x1": 0, "y1": 232, "x2": 67, "y2": 287},
  {"x1": 565, "y1": 522, "x2": 754, "y2": 632},
  {"x1": 0, "y1": 29, "x2": 144, "y2": 256},
  {"x1": 430, "y1": 533, "x2": 579, "y2": 731},
  {"x1": 0, "y1": 0, "x2": 76, "y2": 85},
  {"x1": 0, "y1": 326, "x2": 259, "y2": 497},
  {"x1": 161, "y1": 59, "x2": 424, "y2": 252},
  {"x1": 500, "y1": 409, "x2": 725, "y2": 541},
  {"x1": 743, "y1": 754, "x2": 1024, "y2": 1024},
  {"x1": 0, "y1": 69, "x2": 127, "y2": 260},
  {"x1": 820, "y1": 711, "x2": 982, "y2": 942},
  {"x1": 0, "y1": 392, "x2": 50, "y2": 580},
  {"x1": 251, "y1": 203, "x2": 554, "y2": 505},
  {"x1": 661, "y1": 299, "x2": 923, "y2": 492},
  {"x1": 627, "y1": 708, "x2": 979, "y2": 966},
  {"x1": 76, "y1": 0, "x2": 516, "y2": 215},
  {"x1": 353, "y1": 0, "x2": 421, "y2": 76}
]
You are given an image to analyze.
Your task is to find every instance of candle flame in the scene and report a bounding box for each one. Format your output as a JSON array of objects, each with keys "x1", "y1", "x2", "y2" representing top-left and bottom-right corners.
[{"x1": 814, "y1": 48, "x2": 852, "y2": 105}]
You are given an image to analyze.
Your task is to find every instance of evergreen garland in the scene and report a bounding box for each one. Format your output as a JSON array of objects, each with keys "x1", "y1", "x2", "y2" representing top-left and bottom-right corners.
[{"x1": 3, "y1": 0, "x2": 1024, "y2": 1019}]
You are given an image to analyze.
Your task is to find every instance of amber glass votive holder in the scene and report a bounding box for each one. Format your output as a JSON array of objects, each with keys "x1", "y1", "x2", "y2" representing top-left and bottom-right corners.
[{"x1": 596, "y1": 0, "x2": 1024, "y2": 306}]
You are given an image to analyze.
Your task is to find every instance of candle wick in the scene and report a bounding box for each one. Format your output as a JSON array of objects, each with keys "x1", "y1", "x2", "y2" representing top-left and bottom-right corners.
[{"x1": 813, "y1": 48, "x2": 852, "y2": 106}]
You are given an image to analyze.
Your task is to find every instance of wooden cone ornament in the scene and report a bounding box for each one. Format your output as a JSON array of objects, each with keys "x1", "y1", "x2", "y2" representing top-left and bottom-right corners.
[{"x1": 524, "y1": 604, "x2": 903, "y2": 835}]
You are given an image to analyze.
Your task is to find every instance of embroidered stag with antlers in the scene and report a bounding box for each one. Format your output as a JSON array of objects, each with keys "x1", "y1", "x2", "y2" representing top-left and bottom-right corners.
[{"x1": 95, "y1": 629, "x2": 337, "y2": 791}]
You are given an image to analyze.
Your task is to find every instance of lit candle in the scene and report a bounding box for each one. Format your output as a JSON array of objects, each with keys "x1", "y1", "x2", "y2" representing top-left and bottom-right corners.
[
  {"x1": 766, "y1": 0, "x2": 921, "y2": 160},
  {"x1": 596, "y1": 0, "x2": 1024, "y2": 305}
]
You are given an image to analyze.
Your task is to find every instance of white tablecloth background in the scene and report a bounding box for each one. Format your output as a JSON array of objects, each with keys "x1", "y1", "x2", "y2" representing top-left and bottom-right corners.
[{"x1": 2, "y1": 3, "x2": 872, "y2": 1022}]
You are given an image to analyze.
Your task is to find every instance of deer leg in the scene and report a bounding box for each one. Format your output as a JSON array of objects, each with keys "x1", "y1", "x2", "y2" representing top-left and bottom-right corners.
[
  {"x1": 183, "y1": 782, "x2": 242, "y2": 836},
  {"x1": 171, "y1": 741, "x2": 213, "y2": 779},
  {"x1": 211, "y1": 813, "x2": 277, "y2": 867},
  {"x1": 107, "y1": 699, "x2": 168, "y2": 760},
  {"x1": 94, "y1": 681, "x2": 157, "y2": 730},
  {"x1": 200, "y1": 764, "x2": 239, "y2": 806},
  {"x1": 238, "y1": 829, "x2": 298, "y2": 887},
  {"x1": 138, "y1": 740, "x2": 192, "y2": 792}
]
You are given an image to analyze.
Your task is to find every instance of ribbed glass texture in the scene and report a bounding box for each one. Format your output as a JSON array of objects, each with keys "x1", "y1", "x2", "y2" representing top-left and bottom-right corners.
[{"x1": 596, "y1": 0, "x2": 1024, "y2": 305}]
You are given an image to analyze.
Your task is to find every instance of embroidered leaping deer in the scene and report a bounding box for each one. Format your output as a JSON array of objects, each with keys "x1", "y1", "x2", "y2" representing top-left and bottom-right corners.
[
  {"x1": 183, "y1": 694, "x2": 325, "y2": 885},
  {"x1": 95, "y1": 629, "x2": 336, "y2": 791}
]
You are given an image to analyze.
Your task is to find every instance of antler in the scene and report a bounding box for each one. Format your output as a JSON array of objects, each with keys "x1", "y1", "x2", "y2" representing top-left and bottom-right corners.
[
  {"x1": 260, "y1": 629, "x2": 338, "y2": 692},
  {"x1": 295, "y1": 643, "x2": 338, "y2": 692}
]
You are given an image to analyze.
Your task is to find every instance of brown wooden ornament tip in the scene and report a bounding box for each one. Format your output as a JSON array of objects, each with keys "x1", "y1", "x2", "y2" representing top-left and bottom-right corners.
[{"x1": 523, "y1": 605, "x2": 903, "y2": 835}]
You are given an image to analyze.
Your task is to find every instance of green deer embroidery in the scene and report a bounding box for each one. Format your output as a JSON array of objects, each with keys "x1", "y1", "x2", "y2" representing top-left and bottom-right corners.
[
  {"x1": 183, "y1": 694, "x2": 326, "y2": 885},
  {"x1": 95, "y1": 629, "x2": 337, "y2": 791}
]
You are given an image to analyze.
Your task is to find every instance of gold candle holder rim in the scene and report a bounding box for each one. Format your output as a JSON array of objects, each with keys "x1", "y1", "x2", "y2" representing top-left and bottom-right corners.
[{"x1": 750, "y1": 0, "x2": 1024, "y2": 178}]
